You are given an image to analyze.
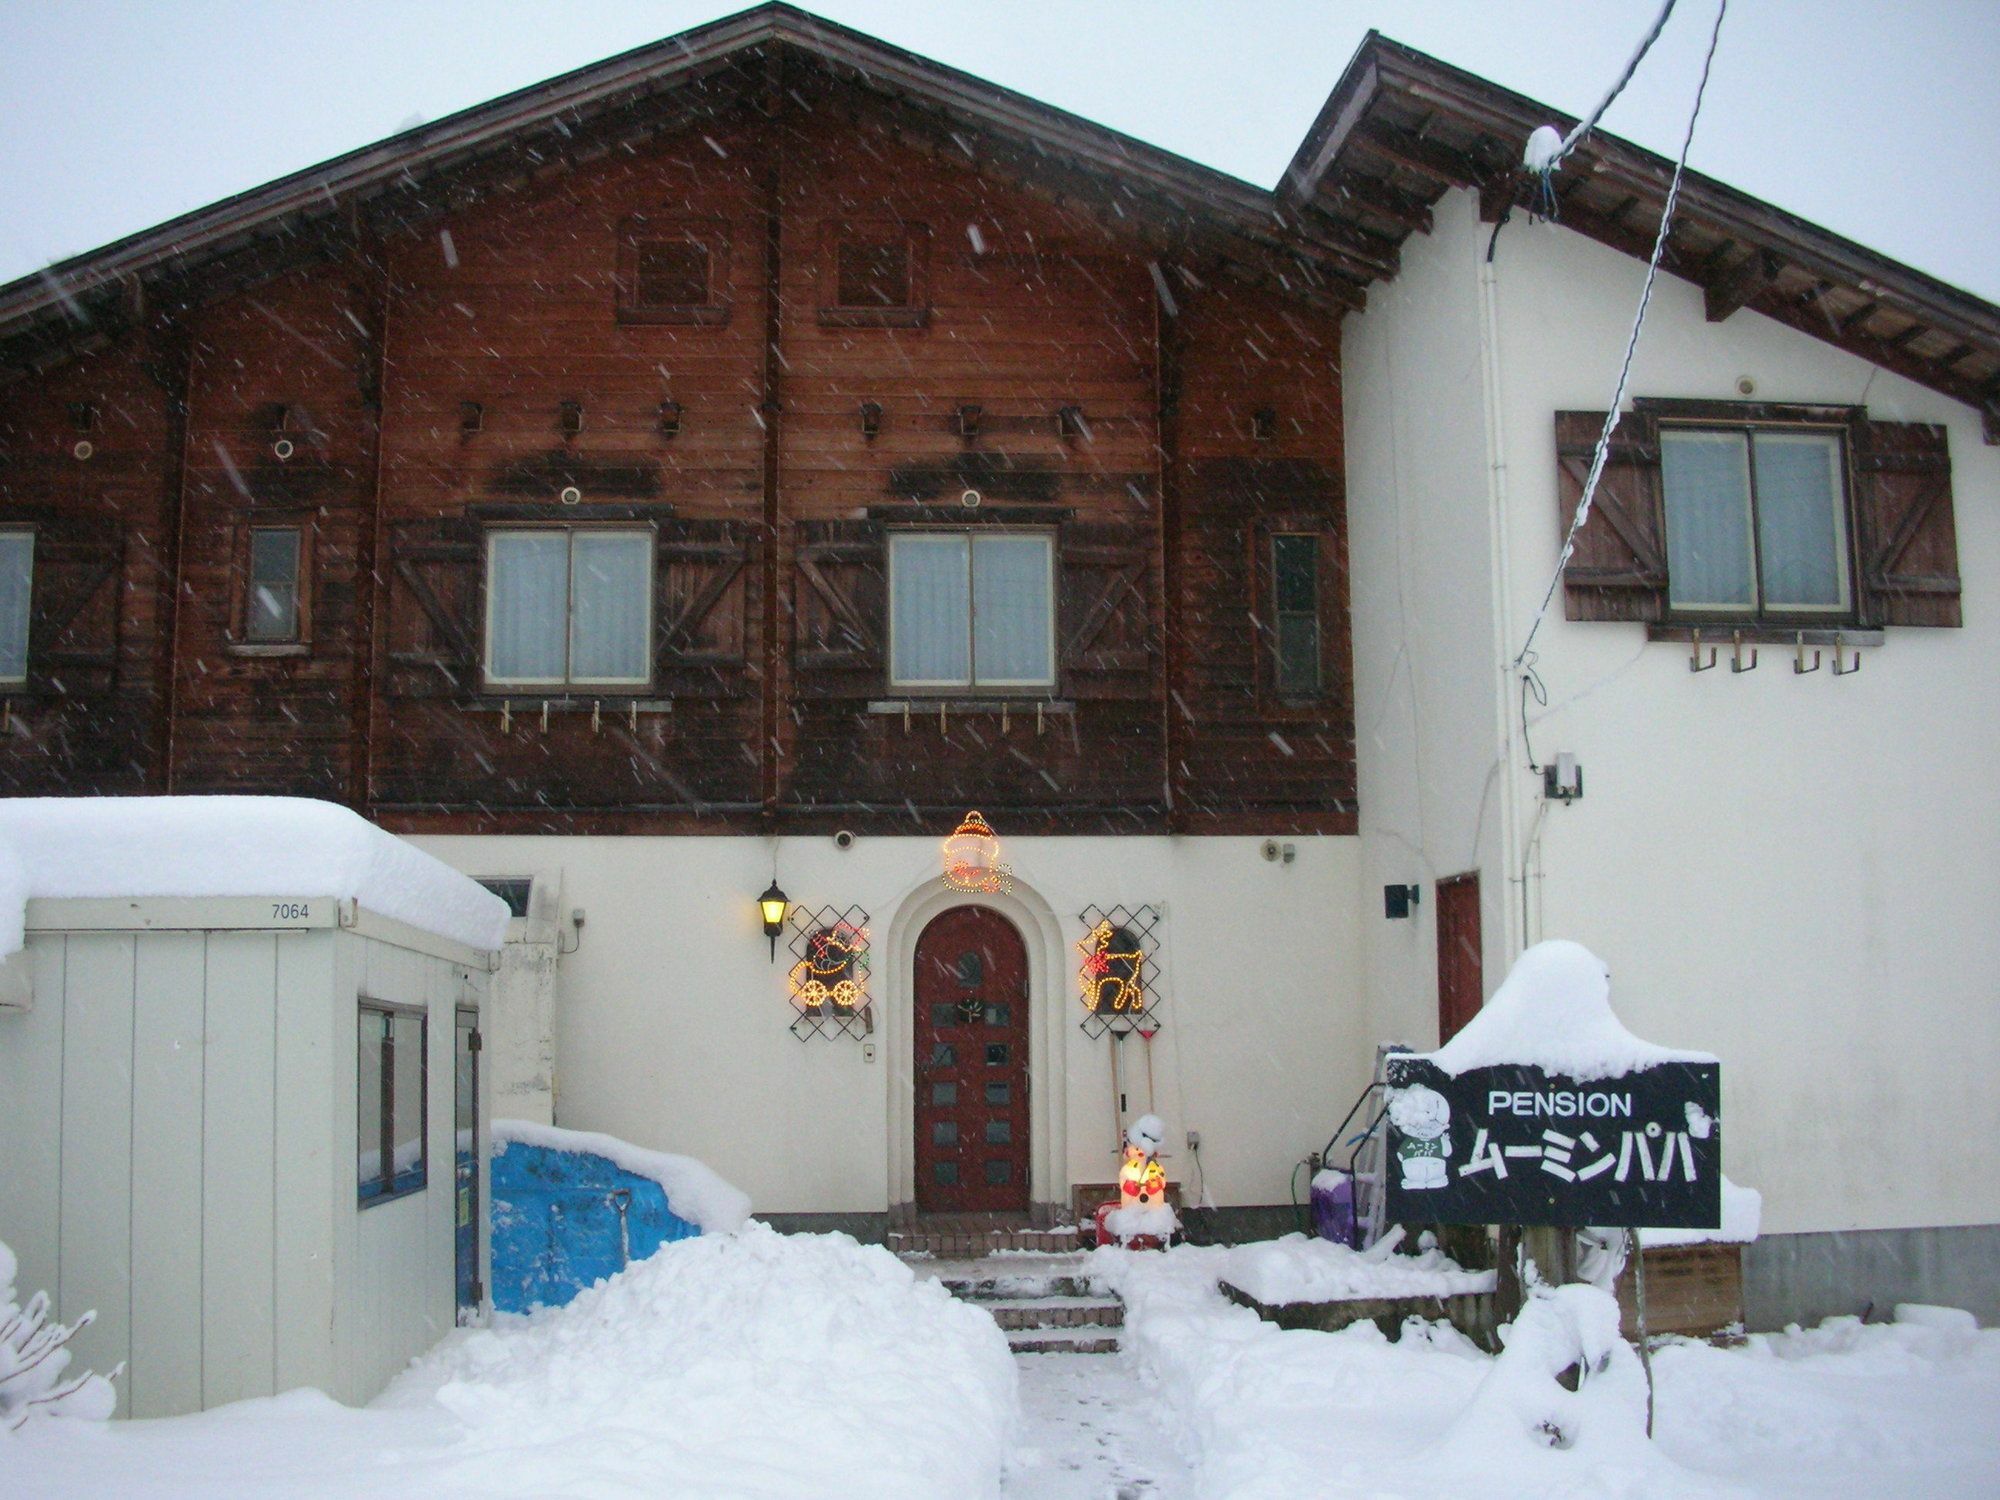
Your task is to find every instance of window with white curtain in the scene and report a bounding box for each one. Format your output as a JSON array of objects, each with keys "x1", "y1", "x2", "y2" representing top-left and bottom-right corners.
[
  {"x1": 889, "y1": 530, "x2": 1054, "y2": 690},
  {"x1": 1662, "y1": 427, "x2": 1850, "y2": 616},
  {"x1": 485, "y1": 527, "x2": 653, "y2": 687},
  {"x1": 0, "y1": 530, "x2": 30, "y2": 685}
]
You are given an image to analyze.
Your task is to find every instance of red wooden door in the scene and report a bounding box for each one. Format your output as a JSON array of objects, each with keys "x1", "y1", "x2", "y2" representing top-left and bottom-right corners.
[
  {"x1": 1436, "y1": 872, "x2": 1483, "y2": 1044},
  {"x1": 913, "y1": 906, "x2": 1030, "y2": 1213}
]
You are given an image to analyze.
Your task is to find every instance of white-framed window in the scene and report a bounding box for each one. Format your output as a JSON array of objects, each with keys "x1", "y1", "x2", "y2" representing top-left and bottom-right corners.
[
  {"x1": 1661, "y1": 426, "x2": 1852, "y2": 617},
  {"x1": 484, "y1": 527, "x2": 654, "y2": 688},
  {"x1": 357, "y1": 1001, "x2": 427, "y2": 1207},
  {"x1": 889, "y1": 530, "x2": 1055, "y2": 691},
  {"x1": 0, "y1": 529, "x2": 31, "y2": 685}
]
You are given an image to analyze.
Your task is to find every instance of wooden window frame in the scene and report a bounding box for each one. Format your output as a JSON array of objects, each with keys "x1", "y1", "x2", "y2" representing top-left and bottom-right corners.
[
  {"x1": 1655, "y1": 414, "x2": 1859, "y2": 627},
  {"x1": 481, "y1": 523, "x2": 658, "y2": 694},
  {"x1": 228, "y1": 520, "x2": 312, "y2": 656},
  {"x1": 615, "y1": 217, "x2": 731, "y2": 326},
  {"x1": 817, "y1": 220, "x2": 931, "y2": 329},
  {"x1": 1252, "y1": 519, "x2": 1335, "y2": 711},
  {"x1": 886, "y1": 527, "x2": 1056, "y2": 694},
  {"x1": 0, "y1": 525, "x2": 33, "y2": 688},
  {"x1": 358, "y1": 999, "x2": 428, "y2": 1209}
]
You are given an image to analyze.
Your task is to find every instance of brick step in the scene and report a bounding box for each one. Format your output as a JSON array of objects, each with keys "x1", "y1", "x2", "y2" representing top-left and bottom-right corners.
[
  {"x1": 941, "y1": 1274, "x2": 1101, "y2": 1301},
  {"x1": 986, "y1": 1297, "x2": 1124, "y2": 1332},
  {"x1": 887, "y1": 1228, "x2": 1080, "y2": 1257},
  {"x1": 1007, "y1": 1326, "x2": 1122, "y2": 1354}
]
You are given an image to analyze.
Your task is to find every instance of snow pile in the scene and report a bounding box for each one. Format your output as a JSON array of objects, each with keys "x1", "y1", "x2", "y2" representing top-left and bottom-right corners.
[
  {"x1": 0, "y1": 797, "x2": 508, "y2": 955},
  {"x1": 1222, "y1": 1232, "x2": 1495, "y2": 1306},
  {"x1": 386, "y1": 1224, "x2": 1016, "y2": 1499},
  {"x1": 1428, "y1": 939, "x2": 1715, "y2": 1081},
  {"x1": 493, "y1": 1119, "x2": 751, "y2": 1234},
  {"x1": 1640, "y1": 1174, "x2": 1762, "y2": 1247},
  {"x1": 0, "y1": 1239, "x2": 119, "y2": 1430},
  {"x1": 4, "y1": 1226, "x2": 1017, "y2": 1498}
]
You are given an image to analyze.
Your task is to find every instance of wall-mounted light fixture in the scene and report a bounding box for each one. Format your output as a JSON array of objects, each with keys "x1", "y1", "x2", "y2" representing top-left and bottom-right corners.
[
  {"x1": 1383, "y1": 884, "x2": 1420, "y2": 920},
  {"x1": 956, "y1": 403, "x2": 982, "y2": 440},
  {"x1": 758, "y1": 880, "x2": 790, "y2": 961}
]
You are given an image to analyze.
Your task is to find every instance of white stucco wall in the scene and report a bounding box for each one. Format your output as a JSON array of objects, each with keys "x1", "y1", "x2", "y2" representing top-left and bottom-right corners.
[
  {"x1": 410, "y1": 833, "x2": 1367, "y2": 1217},
  {"x1": 1346, "y1": 186, "x2": 2000, "y2": 1238}
]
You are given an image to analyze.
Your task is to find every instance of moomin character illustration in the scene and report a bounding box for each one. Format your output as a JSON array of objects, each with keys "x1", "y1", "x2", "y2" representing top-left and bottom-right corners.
[{"x1": 1389, "y1": 1084, "x2": 1452, "y2": 1189}]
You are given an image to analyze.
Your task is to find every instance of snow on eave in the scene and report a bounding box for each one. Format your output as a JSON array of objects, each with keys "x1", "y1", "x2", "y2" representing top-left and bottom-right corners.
[
  {"x1": 492, "y1": 1119, "x2": 753, "y2": 1235},
  {"x1": 0, "y1": 796, "x2": 509, "y2": 956}
]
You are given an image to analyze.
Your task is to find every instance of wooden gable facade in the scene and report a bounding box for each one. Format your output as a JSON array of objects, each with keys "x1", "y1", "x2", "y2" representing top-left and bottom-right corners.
[{"x1": 0, "y1": 11, "x2": 1358, "y2": 836}]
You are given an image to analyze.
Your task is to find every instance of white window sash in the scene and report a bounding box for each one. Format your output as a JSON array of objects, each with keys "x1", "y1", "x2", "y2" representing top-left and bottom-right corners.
[
  {"x1": 0, "y1": 530, "x2": 32, "y2": 685},
  {"x1": 484, "y1": 527, "x2": 654, "y2": 689},
  {"x1": 889, "y1": 530, "x2": 1056, "y2": 691}
]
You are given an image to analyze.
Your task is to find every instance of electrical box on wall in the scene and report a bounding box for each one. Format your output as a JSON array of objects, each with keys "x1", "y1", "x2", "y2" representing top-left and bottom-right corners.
[{"x1": 1544, "y1": 752, "x2": 1584, "y2": 803}]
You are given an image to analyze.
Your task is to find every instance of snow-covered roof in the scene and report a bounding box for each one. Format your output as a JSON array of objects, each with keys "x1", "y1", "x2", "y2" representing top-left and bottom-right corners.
[
  {"x1": 1426, "y1": 939, "x2": 1715, "y2": 1082},
  {"x1": 0, "y1": 796, "x2": 509, "y2": 957}
]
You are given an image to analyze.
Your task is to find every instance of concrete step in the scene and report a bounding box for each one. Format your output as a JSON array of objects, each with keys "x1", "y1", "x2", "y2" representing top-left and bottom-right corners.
[
  {"x1": 986, "y1": 1296, "x2": 1125, "y2": 1332},
  {"x1": 1007, "y1": 1326, "x2": 1122, "y2": 1354},
  {"x1": 942, "y1": 1273, "x2": 1102, "y2": 1302},
  {"x1": 887, "y1": 1227, "x2": 1080, "y2": 1257}
]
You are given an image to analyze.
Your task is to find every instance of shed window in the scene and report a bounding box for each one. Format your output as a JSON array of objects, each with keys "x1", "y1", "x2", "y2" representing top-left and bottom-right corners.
[
  {"x1": 245, "y1": 526, "x2": 303, "y2": 643},
  {"x1": 1271, "y1": 534, "x2": 1321, "y2": 695},
  {"x1": 889, "y1": 531, "x2": 1053, "y2": 690},
  {"x1": 485, "y1": 528, "x2": 653, "y2": 688},
  {"x1": 359, "y1": 1003, "x2": 427, "y2": 1205},
  {"x1": 0, "y1": 530, "x2": 31, "y2": 685},
  {"x1": 1662, "y1": 427, "x2": 1850, "y2": 616}
]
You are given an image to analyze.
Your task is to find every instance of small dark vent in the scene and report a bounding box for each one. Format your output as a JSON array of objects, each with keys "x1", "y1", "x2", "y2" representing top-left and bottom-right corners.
[
  {"x1": 1252, "y1": 407, "x2": 1278, "y2": 441},
  {"x1": 956, "y1": 404, "x2": 982, "y2": 439},
  {"x1": 460, "y1": 401, "x2": 483, "y2": 435},
  {"x1": 1057, "y1": 405, "x2": 1087, "y2": 441},
  {"x1": 634, "y1": 241, "x2": 709, "y2": 307},
  {"x1": 838, "y1": 239, "x2": 911, "y2": 307},
  {"x1": 558, "y1": 401, "x2": 583, "y2": 438},
  {"x1": 68, "y1": 401, "x2": 99, "y2": 433},
  {"x1": 859, "y1": 401, "x2": 883, "y2": 440},
  {"x1": 658, "y1": 399, "x2": 682, "y2": 438}
]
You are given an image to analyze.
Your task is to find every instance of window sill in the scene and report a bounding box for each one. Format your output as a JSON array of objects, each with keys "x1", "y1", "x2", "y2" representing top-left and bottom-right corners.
[
  {"x1": 616, "y1": 304, "x2": 731, "y2": 326},
  {"x1": 817, "y1": 306, "x2": 930, "y2": 329},
  {"x1": 1645, "y1": 624, "x2": 1882, "y2": 648},
  {"x1": 358, "y1": 1182, "x2": 428, "y2": 1211},
  {"x1": 470, "y1": 694, "x2": 674, "y2": 712},
  {"x1": 226, "y1": 642, "x2": 310, "y2": 658},
  {"x1": 869, "y1": 697, "x2": 1073, "y2": 715}
]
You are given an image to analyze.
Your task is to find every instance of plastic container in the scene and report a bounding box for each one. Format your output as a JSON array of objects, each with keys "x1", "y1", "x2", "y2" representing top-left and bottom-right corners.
[{"x1": 1310, "y1": 1169, "x2": 1357, "y2": 1248}]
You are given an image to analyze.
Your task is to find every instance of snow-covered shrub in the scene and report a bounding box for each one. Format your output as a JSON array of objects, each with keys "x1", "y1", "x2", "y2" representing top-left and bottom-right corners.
[
  {"x1": 1439, "y1": 1283, "x2": 1645, "y2": 1458},
  {"x1": 0, "y1": 1239, "x2": 119, "y2": 1430}
]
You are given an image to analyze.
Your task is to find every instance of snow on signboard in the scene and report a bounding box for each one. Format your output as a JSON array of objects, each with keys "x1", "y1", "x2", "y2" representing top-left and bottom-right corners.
[{"x1": 1386, "y1": 941, "x2": 1722, "y2": 1230}]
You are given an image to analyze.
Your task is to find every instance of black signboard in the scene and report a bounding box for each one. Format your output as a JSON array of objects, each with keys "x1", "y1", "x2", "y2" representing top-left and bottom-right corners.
[{"x1": 1382, "y1": 1056, "x2": 1720, "y2": 1229}]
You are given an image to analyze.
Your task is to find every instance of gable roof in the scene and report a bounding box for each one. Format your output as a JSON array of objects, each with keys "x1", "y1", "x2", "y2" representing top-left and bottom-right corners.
[
  {"x1": 0, "y1": 2, "x2": 1369, "y2": 373},
  {"x1": 1286, "y1": 33, "x2": 2000, "y2": 439},
  {"x1": 3, "y1": 11, "x2": 1995, "y2": 436}
]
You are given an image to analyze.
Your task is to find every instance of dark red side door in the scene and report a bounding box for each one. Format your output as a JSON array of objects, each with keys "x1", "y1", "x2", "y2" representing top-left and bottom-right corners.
[
  {"x1": 1436, "y1": 872, "x2": 1483, "y2": 1044},
  {"x1": 913, "y1": 906, "x2": 1030, "y2": 1213}
]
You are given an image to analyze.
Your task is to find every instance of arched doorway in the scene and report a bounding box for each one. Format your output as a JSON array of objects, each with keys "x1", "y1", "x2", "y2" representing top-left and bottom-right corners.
[{"x1": 913, "y1": 906, "x2": 1031, "y2": 1213}]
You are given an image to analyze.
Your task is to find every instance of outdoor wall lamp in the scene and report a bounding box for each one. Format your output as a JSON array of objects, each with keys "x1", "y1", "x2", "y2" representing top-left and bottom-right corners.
[
  {"x1": 1384, "y1": 884, "x2": 1421, "y2": 920},
  {"x1": 758, "y1": 880, "x2": 790, "y2": 960}
]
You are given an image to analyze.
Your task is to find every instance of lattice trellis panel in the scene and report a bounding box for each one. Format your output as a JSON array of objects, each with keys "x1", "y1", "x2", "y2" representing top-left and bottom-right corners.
[
  {"x1": 785, "y1": 904, "x2": 874, "y2": 1041},
  {"x1": 1076, "y1": 903, "x2": 1163, "y2": 1038}
]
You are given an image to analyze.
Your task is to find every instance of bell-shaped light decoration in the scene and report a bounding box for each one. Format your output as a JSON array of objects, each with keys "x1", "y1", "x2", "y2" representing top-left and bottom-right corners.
[{"x1": 942, "y1": 810, "x2": 1008, "y2": 893}]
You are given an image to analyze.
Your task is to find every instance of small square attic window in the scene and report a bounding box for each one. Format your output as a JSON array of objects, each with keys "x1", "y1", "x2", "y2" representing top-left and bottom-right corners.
[
  {"x1": 616, "y1": 218, "x2": 730, "y2": 326},
  {"x1": 820, "y1": 220, "x2": 929, "y2": 328}
]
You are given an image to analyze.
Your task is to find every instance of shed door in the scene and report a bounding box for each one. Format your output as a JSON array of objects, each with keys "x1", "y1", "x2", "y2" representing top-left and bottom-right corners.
[
  {"x1": 1436, "y1": 873, "x2": 1483, "y2": 1044},
  {"x1": 914, "y1": 907, "x2": 1030, "y2": 1213}
]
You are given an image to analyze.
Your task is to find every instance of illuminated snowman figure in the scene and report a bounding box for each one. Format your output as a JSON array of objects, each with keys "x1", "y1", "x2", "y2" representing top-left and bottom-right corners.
[{"x1": 1388, "y1": 1085, "x2": 1452, "y2": 1190}]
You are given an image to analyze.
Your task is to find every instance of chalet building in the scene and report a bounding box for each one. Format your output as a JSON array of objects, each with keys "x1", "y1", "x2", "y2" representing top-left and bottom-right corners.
[{"x1": 1, "y1": 8, "x2": 1995, "y2": 1319}]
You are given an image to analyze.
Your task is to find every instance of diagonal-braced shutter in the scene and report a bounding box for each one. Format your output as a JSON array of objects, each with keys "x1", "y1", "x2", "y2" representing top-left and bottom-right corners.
[
  {"x1": 1058, "y1": 519, "x2": 1154, "y2": 699},
  {"x1": 1554, "y1": 410, "x2": 1669, "y2": 623},
  {"x1": 24, "y1": 515, "x2": 125, "y2": 698},
  {"x1": 656, "y1": 517, "x2": 754, "y2": 697},
  {"x1": 793, "y1": 519, "x2": 885, "y2": 697},
  {"x1": 1851, "y1": 418, "x2": 1961, "y2": 628},
  {"x1": 383, "y1": 517, "x2": 481, "y2": 698}
]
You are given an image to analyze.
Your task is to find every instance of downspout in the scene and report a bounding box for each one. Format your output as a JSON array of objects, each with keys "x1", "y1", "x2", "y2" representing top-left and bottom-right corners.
[{"x1": 1476, "y1": 222, "x2": 1529, "y2": 962}]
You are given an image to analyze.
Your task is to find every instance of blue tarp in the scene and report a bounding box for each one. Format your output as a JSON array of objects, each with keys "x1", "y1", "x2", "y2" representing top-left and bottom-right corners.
[{"x1": 490, "y1": 1139, "x2": 702, "y2": 1312}]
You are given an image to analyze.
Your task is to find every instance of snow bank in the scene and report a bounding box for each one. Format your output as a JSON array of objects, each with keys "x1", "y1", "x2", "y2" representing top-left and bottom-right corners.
[
  {"x1": 1428, "y1": 939, "x2": 1714, "y2": 1081},
  {"x1": 388, "y1": 1224, "x2": 1017, "y2": 1499},
  {"x1": 1222, "y1": 1232, "x2": 1495, "y2": 1305},
  {"x1": 492, "y1": 1118, "x2": 751, "y2": 1235},
  {"x1": 4, "y1": 1226, "x2": 1017, "y2": 1498},
  {"x1": 0, "y1": 796, "x2": 508, "y2": 955},
  {"x1": 1639, "y1": 1175, "x2": 1761, "y2": 1247}
]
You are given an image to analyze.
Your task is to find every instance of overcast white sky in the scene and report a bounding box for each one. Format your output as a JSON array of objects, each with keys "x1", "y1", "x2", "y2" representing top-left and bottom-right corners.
[{"x1": 1, "y1": 1, "x2": 1995, "y2": 301}]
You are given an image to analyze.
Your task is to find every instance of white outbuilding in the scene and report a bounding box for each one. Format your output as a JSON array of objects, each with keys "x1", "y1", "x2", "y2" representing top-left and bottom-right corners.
[{"x1": 0, "y1": 798, "x2": 510, "y2": 1416}]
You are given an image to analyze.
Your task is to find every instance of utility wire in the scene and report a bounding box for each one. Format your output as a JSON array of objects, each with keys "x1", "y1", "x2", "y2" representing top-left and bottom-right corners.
[
  {"x1": 1512, "y1": 0, "x2": 1730, "y2": 694},
  {"x1": 1544, "y1": 0, "x2": 1681, "y2": 176}
]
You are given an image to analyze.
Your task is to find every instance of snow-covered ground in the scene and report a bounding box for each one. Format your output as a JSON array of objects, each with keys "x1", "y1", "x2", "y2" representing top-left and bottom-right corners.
[
  {"x1": 5, "y1": 1227, "x2": 1995, "y2": 1498},
  {"x1": 0, "y1": 1225, "x2": 1017, "y2": 1499}
]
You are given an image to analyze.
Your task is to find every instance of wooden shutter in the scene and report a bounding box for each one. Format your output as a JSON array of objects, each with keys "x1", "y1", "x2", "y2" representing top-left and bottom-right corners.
[
  {"x1": 24, "y1": 517, "x2": 124, "y2": 698},
  {"x1": 1851, "y1": 418, "x2": 1960, "y2": 628},
  {"x1": 793, "y1": 519, "x2": 885, "y2": 698},
  {"x1": 1555, "y1": 410, "x2": 1669, "y2": 622},
  {"x1": 1059, "y1": 519, "x2": 1153, "y2": 700},
  {"x1": 656, "y1": 518, "x2": 753, "y2": 697},
  {"x1": 383, "y1": 517, "x2": 481, "y2": 698}
]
